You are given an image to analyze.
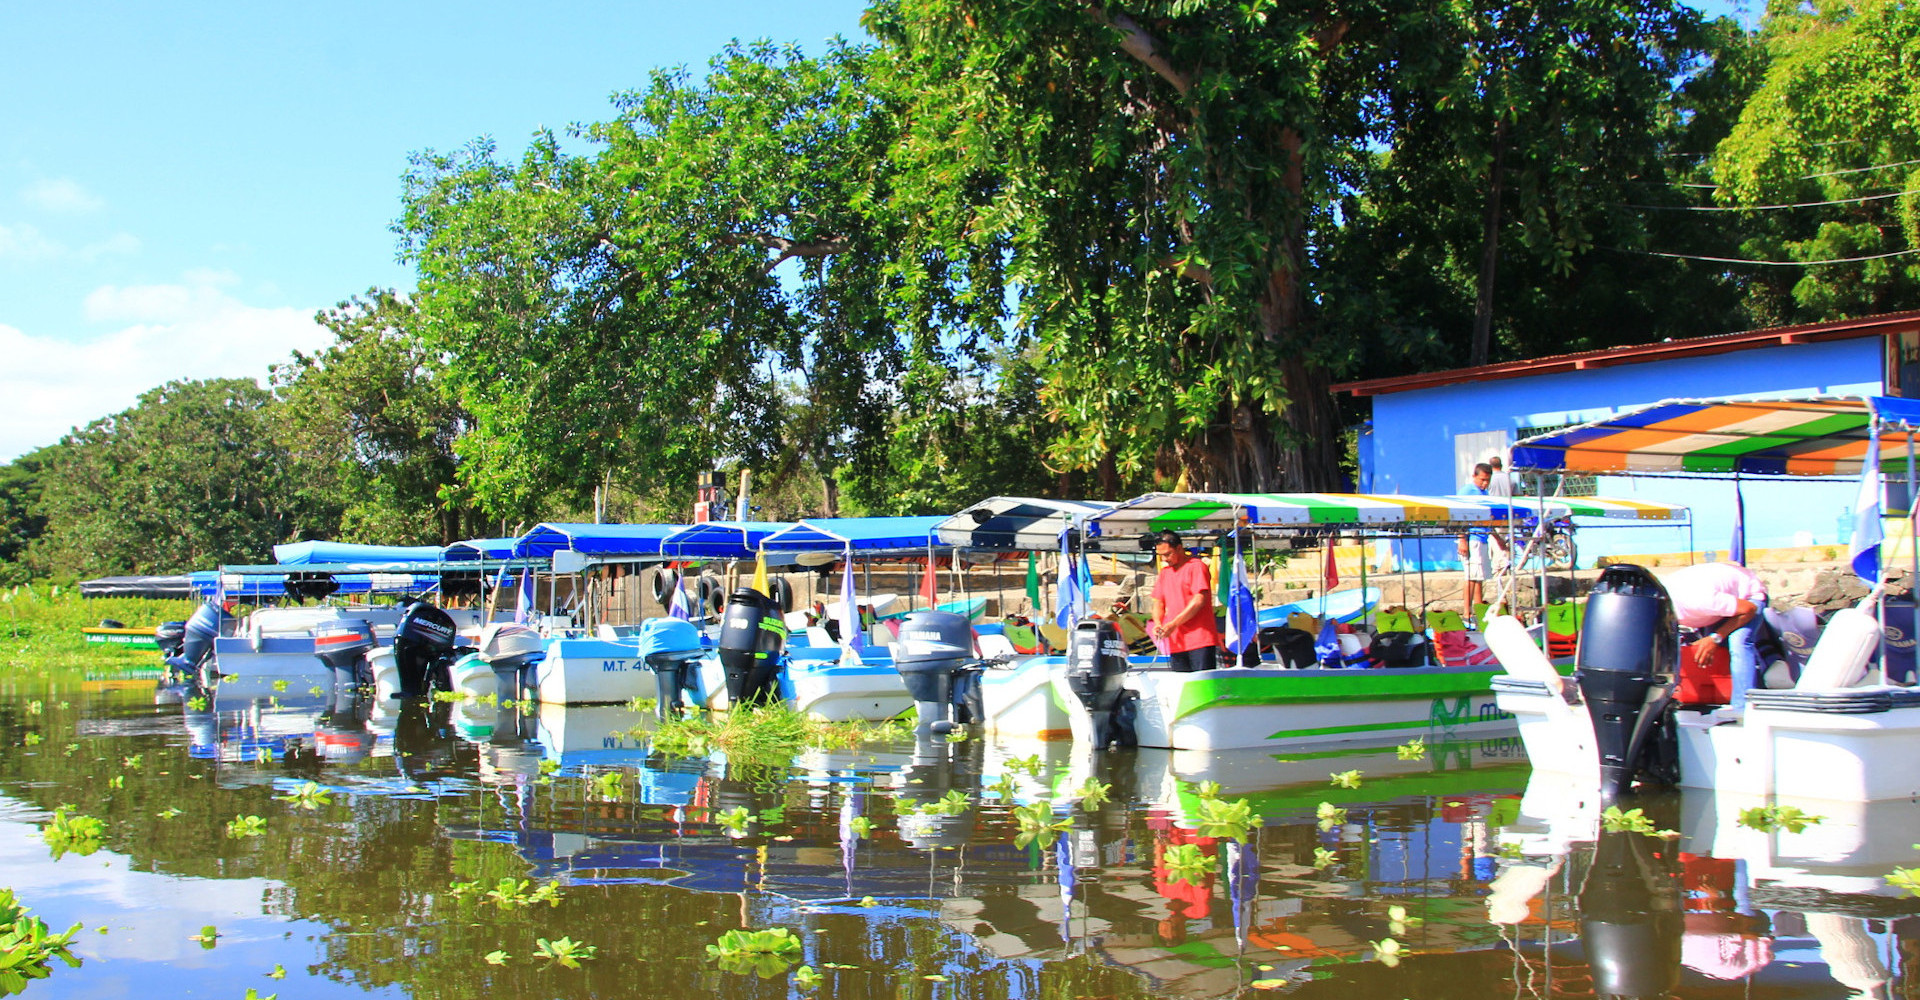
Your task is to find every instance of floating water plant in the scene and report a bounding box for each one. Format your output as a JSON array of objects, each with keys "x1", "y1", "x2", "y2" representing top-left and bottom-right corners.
[
  {"x1": 482, "y1": 878, "x2": 563, "y2": 910},
  {"x1": 1316, "y1": 802, "x2": 1347, "y2": 830},
  {"x1": 267, "y1": 963, "x2": 286, "y2": 979},
  {"x1": 793, "y1": 964, "x2": 823, "y2": 989},
  {"x1": 484, "y1": 951, "x2": 510, "y2": 966},
  {"x1": 1313, "y1": 847, "x2": 1337, "y2": 869},
  {"x1": 271, "y1": 680, "x2": 288, "y2": 692},
  {"x1": 155, "y1": 808, "x2": 182, "y2": 821},
  {"x1": 20, "y1": 734, "x2": 38, "y2": 747},
  {"x1": 1192, "y1": 797, "x2": 1263, "y2": 841},
  {"x1": 185, "y1": 696, "x2": 207, "y2": 711},
  {"x1": 226, "y1": 815, "x2": 267, "y2": 839},
  {"x1": 533, "y1": 937, "x2": 596, "y2": 968},
  {"x1": 1387, "y1": 904, "x2": 1425, "y2": 936},
  {"x1": 1194, "y1": 780, "x2": 1222, "y2": 800},
  {"x1": 1161, "y1": 843, "x2": 1218, "y2": 885},
  {"x1": 42, "y1": 809, "x2": 103, "y2": 859},
  {"x1": 590, "y1": 771, "x2": 625, "y2": 801},
  {"x1": 706, "y1": 928, "x2": 804, "y2": 978},
  {"x1": 1077, "y1": 778, "x2": 1112, "y2": 811},
  {"x1": 106, "y1": 776, "x2": 123, "y2": 790},
  {"x1": 987, "y1": 774, "x2": 1019, "y2": 801},
  {"x1": 120, "y1": 754, "x2": 141, "y2": 769},
  {"x1": 1600, "y1": 806, "x2": 1657, "y2": 835},
  {"x1": 1330, "y1": 769, "x2": 1363, "y2": 789},
  {"x1": 0, "y1": 887, "x2": 82, "y2": 994},
  {"x1": 1738, "y1": 804, "x2": 1824, "y2": 834},
  {"x1": 1012, "y1": 801, "x2": 1073, "y2": 850},
  {"x1": 1396, "y1": 738, "x2": 1427, "y2": 760},
  {"x1": 1889, "y1": 867, "x2": 1920, "y2": 897},
  {"x1": 918, "y1": 790, "x2": 969, "y2": 817},
  {"x1": 1372, "y1": 937, "x2": 1404, "y2": 967},
  {"x1": 847, "y1": 816, "x2": 872, "y2": 838},
  {"x1": 190, "y1": 925, "x2": 219, "y2": 948},
  {"x1": 651, "y1": 703, "x2": 872, "y2": 768},
  {"x1": 716, "y1": 807, "x2": 752, "y2": 836},
  {"x1": 276, "y1": 781, "x2": 331, "y2": 810},
  {"x1": 943, "y1": 728, "x2": 969, "y2": 743}
]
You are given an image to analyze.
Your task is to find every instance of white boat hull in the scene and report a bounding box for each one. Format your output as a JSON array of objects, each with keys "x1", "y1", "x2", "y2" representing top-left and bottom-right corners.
[{"x1": 533, "y1": 638, "x2": 658, "y2": 705}]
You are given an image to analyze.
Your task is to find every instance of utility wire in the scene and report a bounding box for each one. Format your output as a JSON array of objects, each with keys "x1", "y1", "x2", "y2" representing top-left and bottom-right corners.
[
  {"x1": 1610, "y1": 245, "x2": 1920, "y2": 266},
  {"x1": 1626, "y1": 189, "x2": 1917, "y2": 211},
  {"x1": 1657, "y1": 159, "x2": 1920, "y2": 188}
]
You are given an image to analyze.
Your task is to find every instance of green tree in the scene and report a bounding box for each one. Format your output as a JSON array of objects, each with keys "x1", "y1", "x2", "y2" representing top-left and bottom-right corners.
[
  {"x1": 272, "y1": 290, "x2": 480, "y2": 545},
  {"x1": 1712, "y1": 0, "x2": 1920, "y2": 321},
  {"x1": 33, "y1": 379, "x2": 315, "y2": 576},
  {"x1": 0, "y1": 445, "x2": 57, "y2": 584}
]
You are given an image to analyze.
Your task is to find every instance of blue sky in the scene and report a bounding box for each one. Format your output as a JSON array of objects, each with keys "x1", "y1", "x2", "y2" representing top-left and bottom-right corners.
[{"x1": 0, "y1": 1, "x2": 1747, "y2": 462}]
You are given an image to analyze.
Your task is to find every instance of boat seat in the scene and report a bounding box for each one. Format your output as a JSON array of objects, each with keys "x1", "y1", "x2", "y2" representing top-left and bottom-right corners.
[
  {"x1": 595, "y1": 623, "x2": 642, "y2": 641},
  {"x1": 806, "y1": 626, "x2": 836, "y2": 648},
  {"x1": 1038, "y1": 622, "x2": 1070, "y2": 650},
  {"x1": 783, "y1": 611, "x2": 811, "y2": 631},
  {"x1": 1374, "y1": 608, "x2": 1414, "y2": 633},
  {"x1": 977, "y1": 634, "x2": 1018, "y2": 660},
  {"x1": 1427, "y1": 610, "x2": 1467, "y2": 634},
  {"x1": 1745, "y1": 686, "x2": 1920, "y2": 714}
]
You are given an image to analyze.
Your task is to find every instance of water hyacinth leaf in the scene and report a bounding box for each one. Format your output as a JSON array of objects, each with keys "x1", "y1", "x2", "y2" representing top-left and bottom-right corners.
[
  {"x1": 706, "y1": 928, "x2": 803, "y2": 978},
  {"x1": 1395, "y1": 738, "x2": 1427, "y2": 760},
  {"x1": 1161, "y1": 843, "x2": 1218, "y2": 886},
  {"x1": 1329, "y1": 769, "x2": 1363, "y2": 789},
  {"x1": 484, "y1": 951, "x2": 511, "y2": 966}
]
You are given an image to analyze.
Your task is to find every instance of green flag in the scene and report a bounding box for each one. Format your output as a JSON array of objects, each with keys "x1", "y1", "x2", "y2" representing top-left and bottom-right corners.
[{"x1": 1026, "y1": 552, "x2": 1041, "y2": 612}]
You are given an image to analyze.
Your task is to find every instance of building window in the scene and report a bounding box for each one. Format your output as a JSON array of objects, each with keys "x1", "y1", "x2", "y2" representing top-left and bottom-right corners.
[{"x1": 1514, "y1": 422, "x2": 1598, "y2": 497}]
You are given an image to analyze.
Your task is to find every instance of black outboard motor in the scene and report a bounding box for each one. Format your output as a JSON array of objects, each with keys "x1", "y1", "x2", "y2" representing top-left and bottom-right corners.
[
  {"x1": 1578, "y1": 828, "x2": 1684, "y2": 999},
  {"x1": 894, "y1": 610, "x2": 979, "y2": 735},
  {"x1": 166, "y1": 602, "x2": 226, "y2": 676},
  {"x1": 717, "y1": 589, "x2": 787, "y2": 706},
  {"x1": 312, "y1": 619, "x2": 375, "y2": 689},
  {"x1": 1575, "y1": 564, "x2": 1680, "y2": 804},
  {"x1": 394, "y1": 601, "x2": 461, "y2": 697},
  {"x1": 639, "y1": 618, "x2": 706, "y2": 719},
  {"x1": 154, "y1": 620, "x2": 187, "y2": 660},
  {"x1": 1066, "y1": 618, "x2": 1135, "y2": 749}
]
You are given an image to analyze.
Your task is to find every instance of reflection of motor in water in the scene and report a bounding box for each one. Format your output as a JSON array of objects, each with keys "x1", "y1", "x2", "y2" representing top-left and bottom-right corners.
[
  {"x1": 1578, "y1": 827, "x2": 1685, "y2": 999},
  {"x1": 392, "y1": 699, "x2": 479, "y2": 785},
  {"x1": 894, "y1": 734, "x2": 982, "y2": 850}
]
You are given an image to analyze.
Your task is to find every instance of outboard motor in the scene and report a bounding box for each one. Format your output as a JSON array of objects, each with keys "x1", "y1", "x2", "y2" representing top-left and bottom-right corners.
[
  {"x1": 394, "y1": 601, "x2": 462, "y2": 697},
  {"x1": 477, "y1": 623, "x2": 544, "y2": 702},
  {"x1": 312, "y1": 619, "x2": 375, "y2": 690},
  {"x1": 894, "y1": 610, "x2": 979, "y2": 735},
  {"x1": 165, "y1": 602, "x2": 226, "y2": 676},
  {"x1": 717, "y1": 589, "x2": 788, "y2": 706},
  {"x1": 154, "y1": 620, "x2": 187, "y2": 660},
  {"x1": 1577, "y1": 828, "x2": 1684, "y2": 999},
  {"x1": 1066, "y1": 618, "x2": 1135, "y2": 749},
  {"x1": 1575, "y1": 565, "x2": 1680, "y2": 804},
  {"x1": 639, "y1": 618, "x2": 706, "y2": 719}
]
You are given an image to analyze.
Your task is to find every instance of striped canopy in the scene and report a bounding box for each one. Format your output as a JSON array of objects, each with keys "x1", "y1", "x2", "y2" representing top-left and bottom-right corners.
[
  {"x1": 1084, "y1": 492, "x2": 1685, "y2": 540},
  {"x1": 935, "y1": 497, "x2": 1116, "y2": 549},
  {"x1": 1511, "y1": 396, "x2": 1919, "y2": 477}
]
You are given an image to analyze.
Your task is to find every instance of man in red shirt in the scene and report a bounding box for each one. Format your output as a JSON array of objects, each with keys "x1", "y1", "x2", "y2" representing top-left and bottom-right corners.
[{"x1": 1151, "y1": 530, "x2": 1222, "y2": 672}]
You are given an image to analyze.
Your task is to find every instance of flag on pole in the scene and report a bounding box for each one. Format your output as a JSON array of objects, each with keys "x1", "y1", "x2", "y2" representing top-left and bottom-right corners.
[
  {"x1": 1224, "y1": 543, "x2": 1258, "y2": 656},
  {"x1": 839, "y1": 551, "x2": 865, "y2": 650},
  {"x1": 1729, "y1": 479, "x2": 1747, "y2": 565},
  {"x1": 1323, "y1": 540, "x2": 1340, "y2": 592},
  {"x1": 919, "y1": 556, "x2": 938, "y2": 604},
  {"x1": 1025, "y1": 552, "x2": 1041, "y2": 613},
  {"x1": 1054, "y1": 538, "x2": 1081, "y2": 629},
  {"x1": 1851, "y1": 415, "x2": 1884, "y2": 585},
  {"x1": 668, "y1": 569, "x2": 693, "y2": 621},
  {"x1": 749, "y1": 551, "x2": 769, "y2": 597},
  {"x1": 515, "y1": 568, "x2": 535, "y2": 624}
]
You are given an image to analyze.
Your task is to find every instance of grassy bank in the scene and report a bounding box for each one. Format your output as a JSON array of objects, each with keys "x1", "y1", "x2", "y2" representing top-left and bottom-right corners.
[{"x1": 1, "y1": 585, "x2": 194, "y2": 681}]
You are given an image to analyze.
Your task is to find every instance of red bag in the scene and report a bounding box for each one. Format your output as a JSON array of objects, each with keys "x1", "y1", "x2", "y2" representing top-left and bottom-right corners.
[{"x1": 1675, "y1": 643, "x2": 1732, "y2": 706}]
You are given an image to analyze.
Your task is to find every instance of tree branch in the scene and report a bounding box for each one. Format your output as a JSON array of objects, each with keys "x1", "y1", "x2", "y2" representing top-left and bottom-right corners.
[
  {"x1": 1089, "y1": 7, "x2": 1192, "y2": 98},
  {"x1": 721, "y1": 231, "x2": 851, "y2": 274}
]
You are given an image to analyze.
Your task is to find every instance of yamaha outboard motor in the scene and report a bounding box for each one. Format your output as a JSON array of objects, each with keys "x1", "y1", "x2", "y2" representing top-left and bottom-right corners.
[
  {"x1": 1577, "y1": 827, "x2": 1684, "y2": 999},
  {"x1": 477, "y1": 623, "x2": 544, "y2": 702},
  {"x1": 166, "y1": 602, "x2": 226, "y2": 676},
  {"x1": 639, "y1": 618, "x2": 706, "y2": 719},
  {"x1": 394, "y1": 601, "x2": 462, "y2": 697},
  {"x1": 312, "y1": 619, "x2": 375, "y2": 690},
  {"x1": 154, "y1": 620, "x2": 187, "y2": 660},
  {"x1": 1066, "y1": 618, "x2": 1135, "y2": 749},
  {"x1": 1575, "y1": 564, "x2": 1680, "y2": 804},
  {"x1": 717, "y1": 589, "x2": 787, "y2": 706},
  {"x1": 894, "y1": 610, "x2": 979, "y2": 735}
]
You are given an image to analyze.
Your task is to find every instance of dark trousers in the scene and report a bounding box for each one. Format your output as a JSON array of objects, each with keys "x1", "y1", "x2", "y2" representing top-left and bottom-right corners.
[{"x1": 1169, "y1": 646, "x2": 1218, "y2": 672}]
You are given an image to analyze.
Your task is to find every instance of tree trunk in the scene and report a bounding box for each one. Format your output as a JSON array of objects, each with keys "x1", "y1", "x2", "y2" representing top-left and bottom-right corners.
[
  {"x1": 1470, "y1": 120, "x2": 1508, "y2": 368},
  {"x1": 821, "y1": 475, "x2": 840, "y2": 518}
]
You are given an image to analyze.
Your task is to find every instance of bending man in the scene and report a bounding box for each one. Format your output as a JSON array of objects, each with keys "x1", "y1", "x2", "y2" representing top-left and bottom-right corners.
[{"x1": 1661, "y1": 561, "x2": 1768, "y2": 709}]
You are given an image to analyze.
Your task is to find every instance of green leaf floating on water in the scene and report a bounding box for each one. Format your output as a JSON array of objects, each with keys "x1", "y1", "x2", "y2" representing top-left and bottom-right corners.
[
  {"x1": 706, "y1": 927, "x2": 803, "y2": 978},
  {"x1": 1161, "y1": 843, "x2": 1218, "y2": 886}
]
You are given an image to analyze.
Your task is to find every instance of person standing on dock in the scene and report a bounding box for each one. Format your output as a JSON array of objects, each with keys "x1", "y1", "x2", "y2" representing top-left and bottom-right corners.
[
  {"x1": 1151, "y1": 530, "x2": 1220, "y2": 672},
  {"x1": 1459, "y1": 463, "x2": 1498, "y2": 612}
]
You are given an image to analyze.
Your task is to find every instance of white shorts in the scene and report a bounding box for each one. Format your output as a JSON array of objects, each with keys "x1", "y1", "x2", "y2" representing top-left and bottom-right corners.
[{"x1": 1464, "y1": 538, "x2": 1492, "y2": 582}]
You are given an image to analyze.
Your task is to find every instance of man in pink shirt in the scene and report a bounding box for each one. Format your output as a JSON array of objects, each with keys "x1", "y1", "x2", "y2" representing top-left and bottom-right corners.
[
  {"x1": 1151, "y1": 531, "x2": 1222, "y2": 672},
  {"x1": 1660, "y1": 561, "x2": 1768, "y2": 707}
]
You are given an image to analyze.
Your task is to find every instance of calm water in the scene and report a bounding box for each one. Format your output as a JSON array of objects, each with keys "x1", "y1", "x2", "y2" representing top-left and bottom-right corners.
[{"x1": 1, "y1": 661, "x2": 1915, "y2": 999}]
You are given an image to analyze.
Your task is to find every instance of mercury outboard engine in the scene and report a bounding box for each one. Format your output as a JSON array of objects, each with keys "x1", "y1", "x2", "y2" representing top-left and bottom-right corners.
[
  {"x1": 394, "y1": 601, "x2": 463, "y2": 697},
  {"x1": 894, "y1": 610, "x2": 982, "y2": 735},
  {"x1": 1575, "y1": 564, "x2": 1680, "y2": 804},
  {"x1": 165, "y1": 602, "x2": 226, "y2": 677},
  {"x1": 639, "y1": 618, "x2": 706, "y2": 719},
  {"x1": 1066, "y1": 618, "x2": 1135, "y2": 749},
  {"x1": 312, "y1": 619, "x2": 375, "y2": 690},
  {"x1": 1577, "y1": 828, "x2": 1684, "y2": 999},
  {"x1": 477, "y1": 623, "x2": 544, "y2": 702},
  {"x1": 717, "y1": 589, "x2": 787, "y2": 706},
  {"x1": 154, "y1": 620, "x2": 187, "y2": 660}
]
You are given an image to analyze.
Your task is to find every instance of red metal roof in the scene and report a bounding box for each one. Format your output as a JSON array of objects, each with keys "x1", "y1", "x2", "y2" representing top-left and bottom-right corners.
[{"x1": 1335, "y1": 310, "x2": 1920, "y2": 397}]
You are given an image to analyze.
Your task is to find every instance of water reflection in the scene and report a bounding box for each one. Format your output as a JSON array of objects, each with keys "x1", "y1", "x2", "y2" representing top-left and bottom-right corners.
[{"x1": 1, "y1": 668, "x2": 1917, "y2": 1000}]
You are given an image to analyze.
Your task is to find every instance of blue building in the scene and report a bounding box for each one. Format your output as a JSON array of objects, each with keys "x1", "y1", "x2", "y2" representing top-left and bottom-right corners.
[{"x1": 1338, "y1": 311, "x2": 1920, "y2": 565}]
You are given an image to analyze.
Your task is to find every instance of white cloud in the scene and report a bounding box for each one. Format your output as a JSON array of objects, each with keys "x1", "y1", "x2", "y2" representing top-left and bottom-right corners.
[
  {"x1": 0, "y1": 221, "x2": 137, "y2": 262},
  {"x1": 0, "y1": 277, "x2": 331, "y2": 460},
  {"x1": 20, "y1": 177, "x2": 105, "y2": 213}
]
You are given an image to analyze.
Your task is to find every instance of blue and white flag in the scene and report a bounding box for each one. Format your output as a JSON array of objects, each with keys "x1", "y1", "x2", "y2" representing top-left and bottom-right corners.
[
  {"x1": 1729, "y1": 479, "x2": 1747, "y2": 565},
  {"x1": 1054, "y1": 534, "x2": 1093, "y2": 629},
  {"x1": 667, "y1": 569, "x2": 693, "y2": 621},
  {"x1": 840, "y1": 550, "x2": 865, "y2": 650},
  {"x1": 1851, "y1": 415, "x2": 1884, "y2": 585},
  {"x1": 1224, "y1": 545, "x2": 1258, "y2": 656},
  {"x1": 1315, "y1": 618, "x2": 1343, "y2": 668},
  {"x1": 514, "y1": 568, "x2": 535, "y2": 624}
]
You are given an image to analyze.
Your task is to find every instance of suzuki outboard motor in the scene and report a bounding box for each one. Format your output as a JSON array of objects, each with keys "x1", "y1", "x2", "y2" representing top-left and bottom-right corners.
[
  {"x1": 477, "y1": 623, "x2": 544, "y2": 702},
  {"x1": 394, "y1": 601, "x2": 461, "y2": 697},
  {"x1": 717, "y1": 589, "x2": 787, "y2": 706},
  {"x1": 1066, "y1": 618, "x2": 1135, "y2": 749},
  {"x1": 1575, "y1": 564, "x2": 1680, "y2": 804},
  {"x1": 1577, "y1": 828, "x2": 1684, "y2": 999},
  {"x1": 154, "y1": 620, "x2": 187, "y2": 660},
  {"x1": 312, "y1": 619, "x2": 375, "y2": 689},
  {"x1": 639, "y1": 618, "x2": 706, "y2": 719},
  {"x1": 166, "y1": 602, "x2": 226, "y2": 676},
  {"x1": 894, "y1": 610, "x2": 978, "y2": 735}
]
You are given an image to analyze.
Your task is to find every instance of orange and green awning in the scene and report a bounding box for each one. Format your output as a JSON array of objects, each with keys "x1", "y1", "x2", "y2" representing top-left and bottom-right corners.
[
  {"x1": 1511, "y1": 396, "x2": 1920, "y2": 477},
  {"x1": 1084, "y1": 492, "x2": 1685, "y2": 539}
]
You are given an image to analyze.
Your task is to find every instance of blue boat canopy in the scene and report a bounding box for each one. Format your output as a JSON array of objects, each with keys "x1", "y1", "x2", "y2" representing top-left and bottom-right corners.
[
  {"x1": 513, "y1": 523, "x2": 684, "y2": 559},
  {"x1": 273, "y1": 541, "x2": 445, "y2": 565},
  {"x1": 759, "y1": 516, "x2": 947, "y2": 553},
  {"x1": 443, "y1": 537, "x2": 519, "y2": 561},
  {"x1": 188, "y1": 570, "x2": 436, "y2": 599},
  {"x1": 935, "y1": 498, "x2": 1116, "y2": 550},
  {"x1": 658, "y1": 521, "x2": 796, "y2": 559}
]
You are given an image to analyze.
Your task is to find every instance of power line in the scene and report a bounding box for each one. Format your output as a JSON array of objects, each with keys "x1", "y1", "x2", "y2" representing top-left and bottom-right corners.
[
  {"x1": 1627, "y1": 189, "x2": 1917, "y2": 211},
  {"x1": 1610, "y1": 245, "x2": 1920, "y2": 266}
]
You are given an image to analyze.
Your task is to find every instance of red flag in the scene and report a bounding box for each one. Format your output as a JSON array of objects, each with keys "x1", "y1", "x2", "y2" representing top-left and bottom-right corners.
[
  {"x1": 1323, "y1": 541, "x2": 1340, "y2": 592},
  {"x1": 920, "y1": 557, "x2": 938, "y2": 604}
]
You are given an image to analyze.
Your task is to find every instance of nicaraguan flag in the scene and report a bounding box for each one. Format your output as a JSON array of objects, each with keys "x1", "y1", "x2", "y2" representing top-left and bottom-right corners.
[
  {"x1": 667, "y1": 569, "x2": 693, "y2": 621},
  {"x1": 1224, "y1": 546, "x2": 1258, "y2": 656},
  {"x1": 1851, "y1": 416, "x2": 1883, "y2": 585},
  {"x1": 515, "y1": 568, "x2": 536, "y2": 624},
  {"x1": 840, "y1": 551, "x2": 865, "y2": 650},
  {"x1": 1729, "y1": 480, "x2": 1746, "y2": 565}
]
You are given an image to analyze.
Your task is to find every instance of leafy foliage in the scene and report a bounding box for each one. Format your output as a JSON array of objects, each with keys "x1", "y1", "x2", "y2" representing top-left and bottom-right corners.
[
  {"x1": 706, "y1": 927, "x2": 804, "y2": 978},
  {"x1": 0, "y1": 888, "x2": 82, "y2": 996}
]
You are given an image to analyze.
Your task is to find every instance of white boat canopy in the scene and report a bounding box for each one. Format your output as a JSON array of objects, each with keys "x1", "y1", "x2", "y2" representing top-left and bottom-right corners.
[
  {"x1": 1083, "y1": 491, "x2": 1687, "y2": 544},
  {"x1": 934, "y1": 497, "x2": 1116, "y2": 550}
]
